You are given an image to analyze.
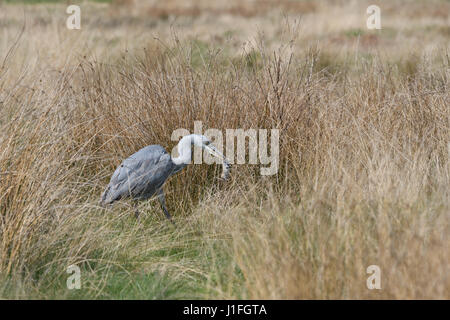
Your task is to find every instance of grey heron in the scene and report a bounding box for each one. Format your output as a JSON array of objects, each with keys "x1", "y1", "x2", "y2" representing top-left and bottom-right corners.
[{"x1": 99, "y1": 134, "x2": 230, "y2": 222}]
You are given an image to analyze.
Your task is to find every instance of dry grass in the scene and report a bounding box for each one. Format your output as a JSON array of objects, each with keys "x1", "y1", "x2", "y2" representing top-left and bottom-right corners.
[{"x1": 0, "y1": 0, "x2": 449, "y2": 299}]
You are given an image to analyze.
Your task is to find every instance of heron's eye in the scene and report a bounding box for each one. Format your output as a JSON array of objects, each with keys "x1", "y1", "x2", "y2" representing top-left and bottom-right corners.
[{"x1": 204, "y1": 140, "x2": 211, "y2": 145}]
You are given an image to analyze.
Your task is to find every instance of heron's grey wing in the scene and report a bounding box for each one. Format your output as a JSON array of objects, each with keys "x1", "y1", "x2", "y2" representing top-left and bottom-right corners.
[{"x1": 100, "y1": 145, "x2": 174, "y2": 205}]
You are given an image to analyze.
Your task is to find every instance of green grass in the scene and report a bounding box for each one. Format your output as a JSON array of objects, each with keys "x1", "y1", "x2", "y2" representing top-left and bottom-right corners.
[
  {"x1": 344, "y1": 28, "x2": 365, "y2": 38},
  {"x1": 0, "y1": 206, "x2": 241, "y2": 299}
]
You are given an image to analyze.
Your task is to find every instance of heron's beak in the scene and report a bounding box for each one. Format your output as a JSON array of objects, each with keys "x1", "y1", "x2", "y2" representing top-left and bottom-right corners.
[{"x1": 204, "y1": 144, "x2": 231, "y2": 180}]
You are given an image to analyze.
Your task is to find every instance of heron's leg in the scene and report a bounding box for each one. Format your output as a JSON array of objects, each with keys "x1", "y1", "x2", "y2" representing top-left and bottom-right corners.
[
  {"x1": 157, "y1": 189, "x2": 175, "y2": 225},
  {"x1": 133, "y1": 201, "x2": 140, "y2": 220}
]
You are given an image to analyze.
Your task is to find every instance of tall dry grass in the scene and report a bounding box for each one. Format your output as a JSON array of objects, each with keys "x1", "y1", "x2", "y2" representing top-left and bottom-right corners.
[{"x1": 0, "y1": 0, "x2": 449, "y2": 299}]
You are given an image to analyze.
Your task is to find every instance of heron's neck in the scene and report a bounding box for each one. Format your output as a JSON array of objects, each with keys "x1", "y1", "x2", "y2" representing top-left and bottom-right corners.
[{"x1": 171, "y1": 136, "x2": 192, "y2": 166}]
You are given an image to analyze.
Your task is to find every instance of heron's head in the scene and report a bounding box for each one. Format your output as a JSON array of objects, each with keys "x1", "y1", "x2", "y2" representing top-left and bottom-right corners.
[
  {"x1": 188, "y1": 134, "x2": 231, "y2": 180},
  {"x1": 190, "y1": 134, "x2": 211, "y2": 147}
]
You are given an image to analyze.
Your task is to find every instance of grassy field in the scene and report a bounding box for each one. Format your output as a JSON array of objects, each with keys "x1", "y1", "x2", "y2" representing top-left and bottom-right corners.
[{"x1": 0, "y1": 0, "x2": 449, "y2": 299}]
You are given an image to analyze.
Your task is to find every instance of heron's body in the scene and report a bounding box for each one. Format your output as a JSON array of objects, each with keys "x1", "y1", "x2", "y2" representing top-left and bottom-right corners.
[
  {"x1": 99, "y1": 134, "x2": 230, "y2": 222},
  {"x1": 100, "y1": 145, "x2": 184, "y2": 205}
]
